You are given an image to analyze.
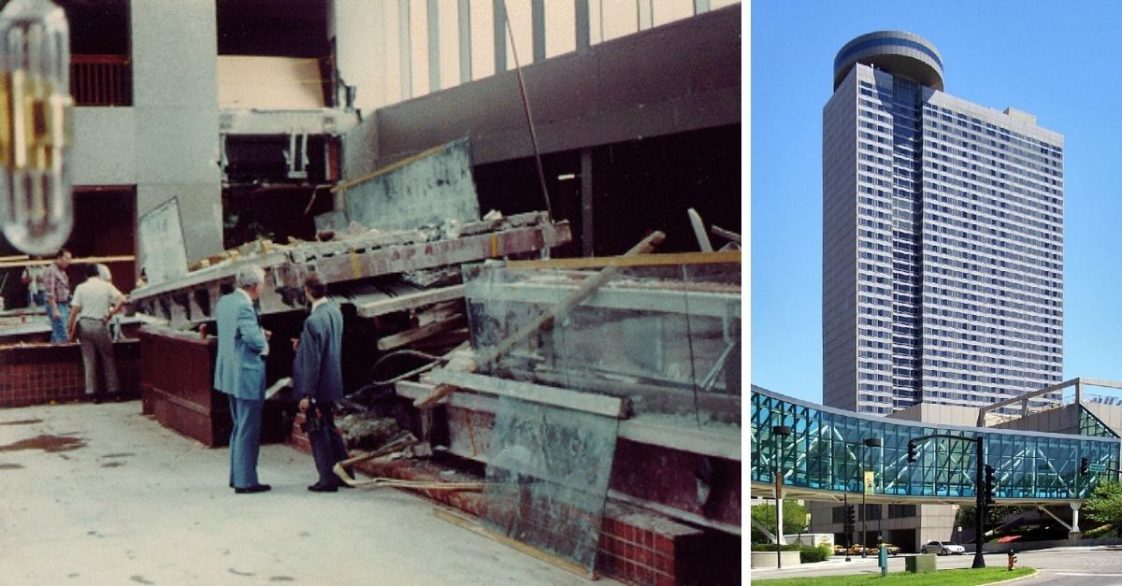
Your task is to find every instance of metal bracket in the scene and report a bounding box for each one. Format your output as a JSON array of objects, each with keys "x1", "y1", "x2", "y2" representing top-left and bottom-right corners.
[
  {"x1": 284, "y1": 131, "x2": 309, "y2": 179},
  {"x1": 1036, "y1": 504, "x2": 1074, "y2": 532}
]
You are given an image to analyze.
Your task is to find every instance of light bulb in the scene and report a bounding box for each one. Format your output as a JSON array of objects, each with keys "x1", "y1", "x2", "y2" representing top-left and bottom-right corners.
[{"x1": 0, "y1": 0, "x2": 72, "y2": 255}]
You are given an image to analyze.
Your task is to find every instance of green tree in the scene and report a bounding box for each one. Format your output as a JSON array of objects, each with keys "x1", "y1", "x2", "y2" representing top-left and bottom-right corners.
[
  {"x1": 751, "y1": 499, "x2": 809, "y2": 540},
  {"x1": 1085, "y1": 481, "x2": 1122, "y2": 527}
]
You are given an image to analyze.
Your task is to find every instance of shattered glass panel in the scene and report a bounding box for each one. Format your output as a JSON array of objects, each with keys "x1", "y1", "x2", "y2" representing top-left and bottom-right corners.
[
  {"x1": 462, "y1": 261, "x2": 741, "y2": 429},
  {"x1": 483, "y1": 397, "x2": 619, "y2": 570}
]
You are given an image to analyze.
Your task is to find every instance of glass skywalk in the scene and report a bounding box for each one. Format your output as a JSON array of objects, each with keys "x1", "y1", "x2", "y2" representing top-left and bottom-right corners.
[{"x1": 751, "y1": 386, "x2": 1120, "y2": 503}]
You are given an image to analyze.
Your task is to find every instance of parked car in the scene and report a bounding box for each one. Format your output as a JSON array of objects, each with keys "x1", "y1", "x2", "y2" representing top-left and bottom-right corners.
[
  {"x1": 833, "y1": 544, "x2": 848, "y2": 555},
  {"x1": 920, "y1": 540, "x2": 966, "y2": 555},
  {"x1": 881, "y1": 543, "x2": 901, "y2": 556},
  {"x1": 847, "y1": 544, "x2": 867, "y2": 555}
]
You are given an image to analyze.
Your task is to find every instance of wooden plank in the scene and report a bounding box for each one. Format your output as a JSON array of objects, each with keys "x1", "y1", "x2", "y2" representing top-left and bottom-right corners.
[
  {"x1": 423, "y1": 369, "x2": 626, "y2": 418},
  {"x1": 504, "y1": 250, "x2": 739, "y2": 270},
  {"x1": 357, "y1": 285, "x2": 465, "y2": 318},
  {"x1": 376, "y1": 314, "x2": 466, "y2": 351},
  {"x1": 433, "y1": 508, "x2": 598, "y2": 581}
]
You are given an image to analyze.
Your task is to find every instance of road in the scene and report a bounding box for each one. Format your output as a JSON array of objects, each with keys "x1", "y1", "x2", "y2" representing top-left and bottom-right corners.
[{"x1": 752, "y1": 547, "x2": 1122, "y2": 585}]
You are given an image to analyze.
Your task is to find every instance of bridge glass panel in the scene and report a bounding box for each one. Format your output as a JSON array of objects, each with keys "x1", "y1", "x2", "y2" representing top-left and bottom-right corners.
[{"x1": 751, "y1": 387, "x2": 1121, "y2": 501}]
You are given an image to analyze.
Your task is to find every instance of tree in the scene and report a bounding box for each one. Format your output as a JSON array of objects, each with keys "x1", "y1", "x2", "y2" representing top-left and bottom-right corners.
[
  {"x1": 751, "y1": 499, "x2": 808, "y2": 540},
  {"x1": 1085, "y1": 481, "x2": 1122, "y2": 527}
]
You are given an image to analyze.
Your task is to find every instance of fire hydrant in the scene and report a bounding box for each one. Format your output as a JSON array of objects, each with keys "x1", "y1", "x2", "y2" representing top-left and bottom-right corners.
[{"x1": 1007, "y1": 548, "x2": 1017, "y2": 571}]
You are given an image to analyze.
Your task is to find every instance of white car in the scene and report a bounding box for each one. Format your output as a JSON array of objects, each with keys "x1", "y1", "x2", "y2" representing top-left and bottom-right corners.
[{"x1": 920, "y1": 540, "x2": 966, "y2": 555}]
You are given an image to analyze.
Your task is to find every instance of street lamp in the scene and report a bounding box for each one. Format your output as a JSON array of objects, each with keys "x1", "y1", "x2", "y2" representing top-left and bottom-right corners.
[
  {"x1": 773, "y1": 425, "x2": 792, "y2": 569},
  {"x1": 860, "y1": 437, "x2": 882, "y2": 558}
]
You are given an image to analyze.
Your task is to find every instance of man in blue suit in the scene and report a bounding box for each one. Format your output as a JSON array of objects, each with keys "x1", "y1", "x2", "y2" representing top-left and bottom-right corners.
[
  {"x1": 214, "y1": 265, "x2": 272, "y2": 494},
  {"x1": 292, "y1": 272, "x2": 349, "y2": 492}
]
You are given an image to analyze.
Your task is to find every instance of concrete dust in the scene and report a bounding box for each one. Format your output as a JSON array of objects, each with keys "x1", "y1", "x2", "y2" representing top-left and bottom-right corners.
[{"x1": 0, "y1": 402, "x2": 611, "y2": 585}]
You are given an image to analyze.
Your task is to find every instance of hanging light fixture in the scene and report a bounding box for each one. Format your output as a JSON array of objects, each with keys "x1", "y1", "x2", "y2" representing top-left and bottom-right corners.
[{"x1": 0, "y1": 0, "x2": 72, "y2": 255}]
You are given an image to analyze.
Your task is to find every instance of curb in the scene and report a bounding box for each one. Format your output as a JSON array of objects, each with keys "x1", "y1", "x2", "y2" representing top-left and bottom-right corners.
[{"x1": 979, "y1": 568, "x2": 1038, "y2": 586}]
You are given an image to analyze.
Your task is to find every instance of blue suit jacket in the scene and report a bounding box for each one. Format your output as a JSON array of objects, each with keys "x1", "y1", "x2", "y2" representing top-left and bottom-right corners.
[
  {"x1": 213, "y1": 290, "x2": 268, "y2": 400},
  {"x1": 292, "y1": 300, "x2": 344, "y2": 403}
]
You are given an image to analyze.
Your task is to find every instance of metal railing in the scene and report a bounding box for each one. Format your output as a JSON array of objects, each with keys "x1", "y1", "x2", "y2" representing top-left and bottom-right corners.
[{"x1": 70, "y1": 54, "x2": 132, "y2": 106}]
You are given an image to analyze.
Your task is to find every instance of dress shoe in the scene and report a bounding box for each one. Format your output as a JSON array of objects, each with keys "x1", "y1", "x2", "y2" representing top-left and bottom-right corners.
[
  {"x1": 234, "y1": 484, "x2": 271, "y2": 494},
  {"x1": 308, "y1": 482, "x2": 338, "y2": 493}
]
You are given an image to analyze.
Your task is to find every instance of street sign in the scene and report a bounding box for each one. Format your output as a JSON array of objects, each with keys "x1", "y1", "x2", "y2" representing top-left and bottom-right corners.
[
  {"x1": 1090, "y1": 463, "x2": 1107, "y2": 473},
  {"x1": 864, "y1": 470, "x2": 875, "y2": 495}
]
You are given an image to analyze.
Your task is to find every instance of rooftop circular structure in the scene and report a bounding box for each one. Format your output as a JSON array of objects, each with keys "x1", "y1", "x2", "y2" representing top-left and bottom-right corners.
[{"x1": 833, "y1": 31, "x2": 944, "y2": 91}]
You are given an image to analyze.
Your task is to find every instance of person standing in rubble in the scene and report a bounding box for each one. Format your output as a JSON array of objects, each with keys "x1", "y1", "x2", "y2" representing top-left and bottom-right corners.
[
  {"x1": 67, "y1": 263, "x2": 126, "y2": 403},
  {"x1": 42, "y1": 248, "x2": 73, "y2": 343},
  {"x1": 291, "y1": 272, "x2": 348, "y2": 492},
  {"x1": 214, "y1": 265, "x2": 272, "y2": 494}
]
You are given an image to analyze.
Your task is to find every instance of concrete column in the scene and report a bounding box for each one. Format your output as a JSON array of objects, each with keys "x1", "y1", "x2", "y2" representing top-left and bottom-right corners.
[
  {"x1": 130, "y1": 0, "x2": 222, "y2": 263},
  {"x1": 427, "y1": 0, "x2": 441, "y2": 92},
  {"x1": 332, "y1": 0, "x2": 382, "y2": 112},
  {"x1": 457, "y1": 0, "x2": 472, "y2": 84},
  {"x1": 574, "y1": 0, "x2": 590, "y2": 51},
  {"x1": 531, "y1": 0, "x2": 545, "y2": 63},
  {"x1": 493, "y1": 0, "x2": 507, "y2": 72},
  {"x1": 398, "y1": 0, "x2": 412, "y2": 100},
  {"x1": 1070, "y1": 501, "x2": 1081, "y2": 537}
]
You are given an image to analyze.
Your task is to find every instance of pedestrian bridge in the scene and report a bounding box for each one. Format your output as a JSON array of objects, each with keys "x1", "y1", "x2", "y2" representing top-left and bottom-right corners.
[{"x1": 750, "y1": 386, "x2": 1121, "y2": 506}]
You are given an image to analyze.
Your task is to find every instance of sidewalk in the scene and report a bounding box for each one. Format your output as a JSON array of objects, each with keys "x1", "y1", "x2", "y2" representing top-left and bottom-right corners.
[{"x1": 0, "y1": 401, "x2": 609, "y2": 585}]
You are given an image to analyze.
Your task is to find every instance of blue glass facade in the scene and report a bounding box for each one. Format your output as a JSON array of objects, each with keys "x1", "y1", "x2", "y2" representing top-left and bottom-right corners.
[{"x1": 751, "y1": 387, "x2": 1120, "y2": 501}]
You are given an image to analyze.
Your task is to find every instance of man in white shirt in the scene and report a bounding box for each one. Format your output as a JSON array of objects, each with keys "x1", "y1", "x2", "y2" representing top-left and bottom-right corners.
[{"x1": 67, "y1": 264, "x2": 127, "y2": 403}]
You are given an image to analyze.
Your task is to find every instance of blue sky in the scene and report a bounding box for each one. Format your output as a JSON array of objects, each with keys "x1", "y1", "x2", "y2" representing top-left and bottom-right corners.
[{"x1": 750, "y1": 1, "x2": 1122, "y2": 405}]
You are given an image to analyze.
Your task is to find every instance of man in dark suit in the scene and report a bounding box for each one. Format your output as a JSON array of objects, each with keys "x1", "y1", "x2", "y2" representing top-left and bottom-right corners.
[
  {"x1": 214, "y1": 265, "x2": 272, "y2": 494},
  {"x1": 292, "y1": 272, "x2": 349, "y2": 492}
]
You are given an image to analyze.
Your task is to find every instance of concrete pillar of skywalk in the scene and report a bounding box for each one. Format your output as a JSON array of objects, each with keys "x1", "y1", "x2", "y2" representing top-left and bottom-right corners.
[{"x1": 1070, "y1": 502, "x2": 1082, "y2": 540}]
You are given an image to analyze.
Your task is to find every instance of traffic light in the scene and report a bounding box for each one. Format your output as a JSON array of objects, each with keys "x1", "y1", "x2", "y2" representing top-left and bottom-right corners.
[
  {"x1": 845, "y1": 505, "x2": 856, "y2": 530},
  {"x1": 984, "y1": 465, "x2": 996, "y2": 505},
  {"x1": 907, "y1": 441, "x2": 918, "y2": 463},
  {"x1": 1081, "y1": 458, "x2": 1090, "y2": 475}
]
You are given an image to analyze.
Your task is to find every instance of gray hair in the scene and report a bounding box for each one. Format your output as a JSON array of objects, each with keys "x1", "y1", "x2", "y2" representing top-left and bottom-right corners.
[
  {"x1": 235, "y1": 265, "x2": 266, "y2": 289},
  {"x1": 97, "y1": 264, "x2": 112, "y2": 281}
]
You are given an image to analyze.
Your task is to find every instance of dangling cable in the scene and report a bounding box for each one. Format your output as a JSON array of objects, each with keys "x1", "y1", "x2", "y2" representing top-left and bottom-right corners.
[{"x1": 501, "y1": 0, "x2": 554, "y2": 222}]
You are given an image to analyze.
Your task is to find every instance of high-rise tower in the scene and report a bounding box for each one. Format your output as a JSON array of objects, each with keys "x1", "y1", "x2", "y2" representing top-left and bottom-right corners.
[{"x1": 822, "y1": 31, "x2": 1064, "y2": 414}]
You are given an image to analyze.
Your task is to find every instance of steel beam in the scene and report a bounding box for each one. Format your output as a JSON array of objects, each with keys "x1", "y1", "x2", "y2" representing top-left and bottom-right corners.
[{"x1": 130, "y1": 213, "x2": 570, "y2": 327}]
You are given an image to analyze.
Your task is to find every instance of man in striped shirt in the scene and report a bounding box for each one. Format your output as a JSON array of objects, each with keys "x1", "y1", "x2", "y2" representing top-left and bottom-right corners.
[{"x1": 42, "y1": 248, "x2": 73, "y2": 344}]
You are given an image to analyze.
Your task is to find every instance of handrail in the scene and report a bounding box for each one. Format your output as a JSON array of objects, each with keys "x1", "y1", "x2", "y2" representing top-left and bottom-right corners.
[{"x1": 70, "y1": 53, "x2": 132, "y2": 106}]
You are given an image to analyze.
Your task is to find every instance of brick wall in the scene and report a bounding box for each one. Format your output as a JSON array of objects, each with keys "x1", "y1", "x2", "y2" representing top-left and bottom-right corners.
[{"x1": 0, "y1": 341, "x2": 141, "y2": 407}]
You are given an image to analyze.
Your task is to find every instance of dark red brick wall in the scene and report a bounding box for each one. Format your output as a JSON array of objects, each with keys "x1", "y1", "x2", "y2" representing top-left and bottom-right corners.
[{"x1": 0, "y1": 341, "x2": 140, "y2": 407}]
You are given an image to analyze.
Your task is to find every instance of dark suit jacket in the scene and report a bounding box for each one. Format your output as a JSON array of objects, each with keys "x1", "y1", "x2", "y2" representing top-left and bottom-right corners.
[
  {"x1": 213, "y1": 289, "x2": 268, "y2": 400},
  {"x1": 293, "y1": 299, "x2": 344, "y2": 402}
]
